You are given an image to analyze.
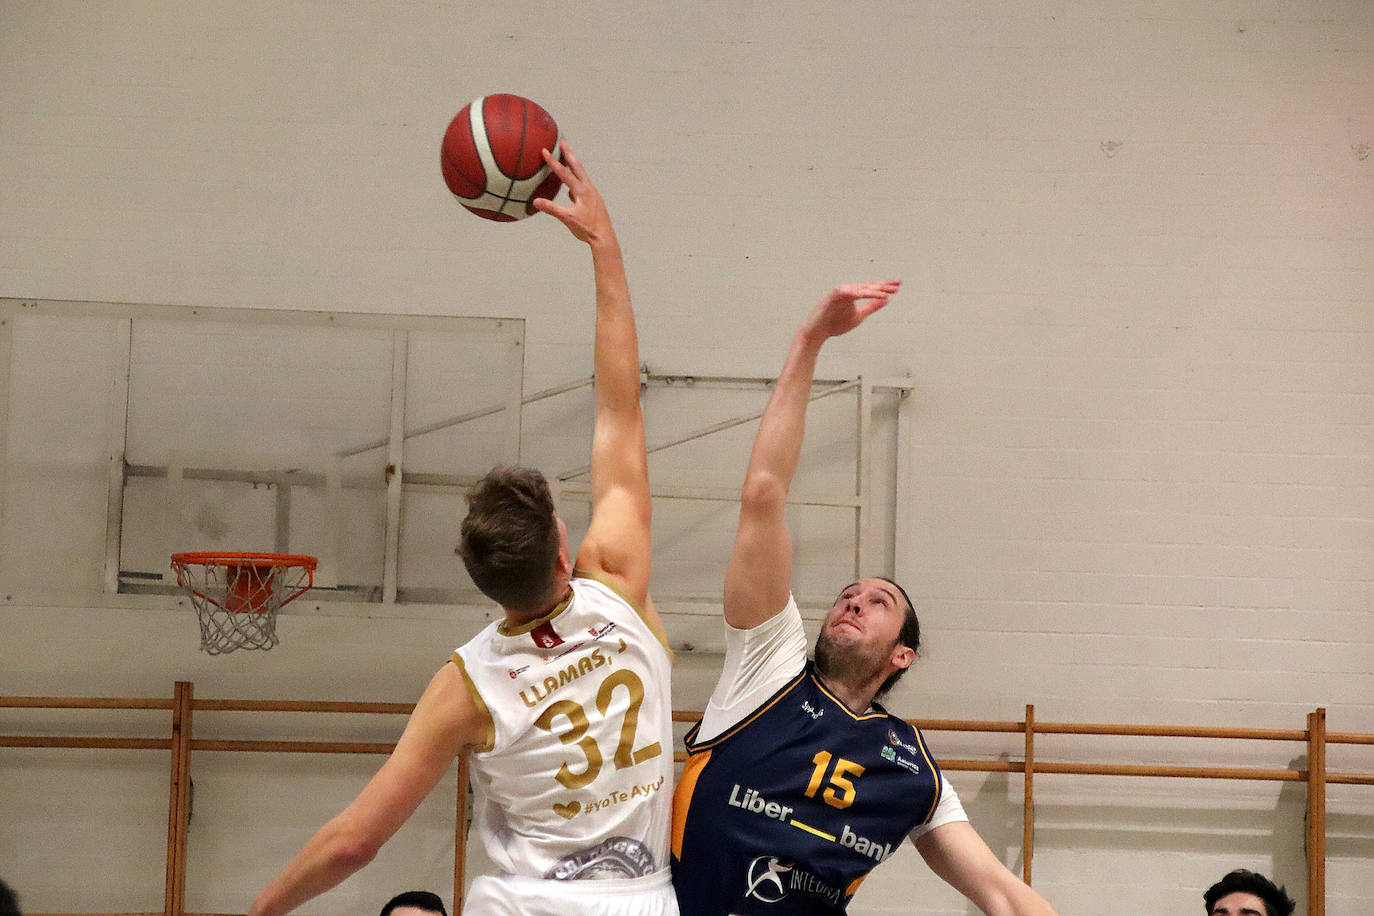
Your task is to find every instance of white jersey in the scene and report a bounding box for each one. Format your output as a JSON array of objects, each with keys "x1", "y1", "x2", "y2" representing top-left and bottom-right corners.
[{"x1": 453, "y1": 574, "x2": 675, "y2": 882}]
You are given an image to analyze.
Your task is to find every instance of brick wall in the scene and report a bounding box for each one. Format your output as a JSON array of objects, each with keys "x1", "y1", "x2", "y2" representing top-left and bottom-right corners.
[{"x1": 2, "y1": 2, "x2": 1370, "y2": 913}]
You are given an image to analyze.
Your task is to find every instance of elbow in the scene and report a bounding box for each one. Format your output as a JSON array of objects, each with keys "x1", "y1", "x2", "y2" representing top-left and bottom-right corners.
[
  {"x1": 987, "y1": 875, "x2": 1057, "y2": 916},
  {"x1": 739, "y1": 471, "x2": 788, "y2": 513},
  {"x1": 323, "y1": 830, "x2": 381, "y2": 873}
]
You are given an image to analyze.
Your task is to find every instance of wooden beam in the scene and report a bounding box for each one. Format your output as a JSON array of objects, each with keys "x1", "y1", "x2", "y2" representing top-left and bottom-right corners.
[
  {"x1": 1023, "y1": 704, "x2": 1035, "y2": 885},
  {"x1": 1307, "y1": 707, "x2": 1326, "y2": 916}
]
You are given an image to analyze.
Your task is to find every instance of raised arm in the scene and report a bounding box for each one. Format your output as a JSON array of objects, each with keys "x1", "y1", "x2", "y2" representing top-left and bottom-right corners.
[
  {"x1": 247, "y1": 664, "x2": 489, "y2": 916},
  {"x1": 533, "y1": 143, "x2": 653, "y2": 611},
  {"x1": 723, "y1": 281, "x2": 900, "y2": 629}
]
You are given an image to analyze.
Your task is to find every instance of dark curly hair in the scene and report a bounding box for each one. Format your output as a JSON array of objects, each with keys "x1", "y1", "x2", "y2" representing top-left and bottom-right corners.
[
  {"x1": 1203, "y1": 869, "x2": 1295, "y2": 916},
  {"x1": 379, "y1": 891, "x2": 445, "y2": 916},
  {"x1": 875, "y1": 577, "x2": 919, "y2": 698}
]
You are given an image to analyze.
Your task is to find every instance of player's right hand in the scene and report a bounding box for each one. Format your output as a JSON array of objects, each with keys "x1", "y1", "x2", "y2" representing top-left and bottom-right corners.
[
  {"x1": 802, "y1": 280, "x2": 901, "y2": 341},
  {"x1": 532, "y1": 141, "x2": 615, "y2": 248}
]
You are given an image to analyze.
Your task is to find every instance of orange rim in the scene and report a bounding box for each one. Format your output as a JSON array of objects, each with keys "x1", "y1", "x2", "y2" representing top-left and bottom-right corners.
[
  {"x1": 171, "y1": 552, "x2": 317, "y2": 614},
  {"x1": 171, "y1": 552, "x2": 317, "y2": 571}
]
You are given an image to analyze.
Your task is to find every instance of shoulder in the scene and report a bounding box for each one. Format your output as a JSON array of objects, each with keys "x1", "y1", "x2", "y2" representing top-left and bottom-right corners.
[
  {"x1": 723, "y1": 593, "x2": 807, "y2": 656},
  {"x1": 692, "y1": 600, "x2": 810, "y2": 745},
  {"x1": 572, "y1": 571, "x2": 673, "y2": 657},
  {"x1": 879, "y1": 714, "x2": 941, "y2": 774},
  {"x1": 571, "y1": 570, "x2": 633, "y2": 606},
  {"x1": 413, "y1": 657, "x2": 494, "y2": 754},
  {"x1": 450, "y1": 619, "x2": 511, "y2": 673},
  {"x1": 689, "y1": 664, "x2": 811, "y2": 750}
]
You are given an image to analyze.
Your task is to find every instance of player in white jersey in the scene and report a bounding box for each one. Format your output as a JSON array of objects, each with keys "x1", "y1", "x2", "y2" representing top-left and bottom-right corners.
[
  {"x1": 455, "y1": 573, "x2": 674, "y2": 899},
  {"x1": 250, "y1": 143, "x2": 677, "y2": 916}
]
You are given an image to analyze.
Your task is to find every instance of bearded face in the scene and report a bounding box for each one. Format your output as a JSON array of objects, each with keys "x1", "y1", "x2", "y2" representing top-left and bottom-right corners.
[
  {"x1": 813, "y1": 626, "x2": 894, "y2": 689},
  {"x1": 812, "y1": 578, "x2": 915, "y2": 702}
]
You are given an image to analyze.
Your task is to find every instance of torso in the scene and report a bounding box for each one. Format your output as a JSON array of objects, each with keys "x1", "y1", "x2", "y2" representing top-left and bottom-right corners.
[
  {"x1": 671, "y1": 662, "x2": 943, "y2": 915},
  {"x1": 454, "y1": 574, "x2": 675, "y2": 881},
  {"x1": 673, "y1": 596, "x2": 950, "y2": 916}
]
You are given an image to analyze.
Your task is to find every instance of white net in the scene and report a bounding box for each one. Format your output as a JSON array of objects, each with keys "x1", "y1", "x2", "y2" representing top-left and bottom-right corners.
[{"x1": 170, "y1": 554, "x2": 315, "y2": 655}]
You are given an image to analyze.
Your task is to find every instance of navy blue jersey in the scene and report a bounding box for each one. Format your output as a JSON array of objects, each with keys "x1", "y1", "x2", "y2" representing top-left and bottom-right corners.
[{"x1": 671, "y1": 661, "x2": 943, "y2": 915}]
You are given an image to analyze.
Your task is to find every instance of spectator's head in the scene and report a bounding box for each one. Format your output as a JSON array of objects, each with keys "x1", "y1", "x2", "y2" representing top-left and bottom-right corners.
[
  {"x1": 1203, "y1": 869, "x2": 1296, "y2": 916},
  {"x1": 0, "y1": 877, "x2": 21, "y2": 916},
  {"x1": 379, "y1": 890, "x2": 446, "y2": 916}
]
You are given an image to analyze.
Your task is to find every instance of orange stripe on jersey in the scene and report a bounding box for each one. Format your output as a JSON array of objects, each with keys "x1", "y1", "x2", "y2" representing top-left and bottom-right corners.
[
  {"x1": 846, "y1": 871, "x2": 872, "y2": 897},
  {"x1": 671, "y1": 749, "x2": 712, "y2": 859},
  {"x1": 913, "y1": 730, "x2": 941, "y2": 824}
]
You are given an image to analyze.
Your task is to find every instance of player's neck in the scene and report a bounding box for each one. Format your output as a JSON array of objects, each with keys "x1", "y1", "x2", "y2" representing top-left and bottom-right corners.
[
  {"x1": 501, "y1": 584, "x2": 574, "y2": 628},
  {"x1": 815, "y1": 669, "x2": 880, "y2": 715}
]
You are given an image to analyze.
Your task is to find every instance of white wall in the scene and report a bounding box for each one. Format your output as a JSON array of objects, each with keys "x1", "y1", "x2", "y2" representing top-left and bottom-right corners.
[{"x1": 2, "y1": 2, "x2": 1372, "y2": 914}]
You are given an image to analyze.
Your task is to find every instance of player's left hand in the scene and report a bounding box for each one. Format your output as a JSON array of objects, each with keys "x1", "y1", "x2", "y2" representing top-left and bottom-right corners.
[{"x1": 532, "y1": 141, "x2": 615, "y2": 247}]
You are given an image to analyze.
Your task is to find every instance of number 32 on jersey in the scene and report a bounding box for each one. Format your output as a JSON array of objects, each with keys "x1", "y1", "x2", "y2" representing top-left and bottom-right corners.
[{"x1": 533, "y1": 669, "x2": 662, "y2": 789}]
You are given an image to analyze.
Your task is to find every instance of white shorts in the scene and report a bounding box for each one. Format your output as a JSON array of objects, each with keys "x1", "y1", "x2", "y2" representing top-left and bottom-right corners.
[{"x1": 464, "y1": 869, "x2": 678, "y2": 916}]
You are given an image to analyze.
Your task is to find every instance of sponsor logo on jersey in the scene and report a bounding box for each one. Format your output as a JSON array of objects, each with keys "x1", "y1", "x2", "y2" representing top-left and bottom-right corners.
[
  {"x1": 507, "y1": 665, "x2": 530, "y2": 679},
  {"x1": 745, "y1": 856, "x2": 792, "y2": 903},
  {"x1": 579, "y1": 775, "x2": 665, "y2": 815},
  {"x1": 544, "y1": 639, "x2": 588, "y2": 663},
  {"x1": 533, "y1": 622, "x2": 625, "y2": 664},
  {"x1": 890, "y1": 755, "x2": 922, "y2": 776},
  {"x1": 885, "y1": 728, "x2": 924, "y2": 774},
  {"x1": 887, "y1": 728, "x2": 919, "y2": 755},
  {"x1": 728, "y1": 783, "x2": 795, "y2": 823},
  {"x1": 587, "y1": 621, "x2": 617, "y2": 639},
  {"x1": 545, "y1": 835, "x2": 656, "y2": 880},
  {"x1": 728, "y1": 782, "x2": 893, "y2": 865},
  {"x1": 839, "y1": 822, "x2": 894, "y2": 863},
  {"x1": 518, "y1": 647, "x2": 611, "y2": 708},
  {"x1": 530, "y1": 621, "x2": 563, "y2": 649},
  {"x1": 801, "y1": 700, "x2": 824, "y2": 719},
  {"x1": 744, "y1": 856, "x2": 843, "y2": 907}
]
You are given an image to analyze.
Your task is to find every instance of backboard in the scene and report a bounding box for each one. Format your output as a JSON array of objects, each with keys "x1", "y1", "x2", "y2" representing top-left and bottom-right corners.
[{"x1": 0, "y1": 297, "x2": 913, "y2": 641}]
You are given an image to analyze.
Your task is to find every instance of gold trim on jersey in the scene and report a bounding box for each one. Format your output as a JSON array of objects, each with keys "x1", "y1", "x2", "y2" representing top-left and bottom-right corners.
[
  {"x1": 448, "y1": 653, "x2": 496, "y2": 753},
  {"x1": 496, "y1": 588, "x2": 574, "y2": 637},
  {"x1": 810, "y1": 671, "x2": 893, "y2": 721},
  {"x1": 685, "y1": 671, "x2": 808, "y2": 751},
  {"x1": 571, "y1": 569, "x2": 675, "y2": 658}
]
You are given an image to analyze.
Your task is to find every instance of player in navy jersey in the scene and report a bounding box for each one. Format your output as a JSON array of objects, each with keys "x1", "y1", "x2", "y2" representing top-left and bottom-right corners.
[{"x1": 670, "y1": 282, "x2": 1056, "y2": 915}]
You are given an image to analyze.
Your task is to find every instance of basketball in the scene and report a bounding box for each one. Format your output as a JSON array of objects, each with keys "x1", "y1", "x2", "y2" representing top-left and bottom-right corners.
[{"x1": 441, "y1": 93, "x2": 563, "y2": 222}]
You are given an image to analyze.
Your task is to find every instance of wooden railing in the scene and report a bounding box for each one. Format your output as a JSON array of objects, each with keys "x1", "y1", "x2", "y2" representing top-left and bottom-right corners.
[{"x1": 3, "y1": 685, "x2": 1372, "y2": 916}]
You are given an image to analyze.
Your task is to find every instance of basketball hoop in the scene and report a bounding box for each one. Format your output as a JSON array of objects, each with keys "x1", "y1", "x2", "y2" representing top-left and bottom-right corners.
[{"x1": 170, "y1": 552, "x2": 317, "y2": 655}]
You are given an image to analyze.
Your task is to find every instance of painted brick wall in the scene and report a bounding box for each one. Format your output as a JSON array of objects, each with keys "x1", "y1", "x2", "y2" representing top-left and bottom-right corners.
[{"x1": 2, "y1": 2, "x2": 1371, "y2": 913}]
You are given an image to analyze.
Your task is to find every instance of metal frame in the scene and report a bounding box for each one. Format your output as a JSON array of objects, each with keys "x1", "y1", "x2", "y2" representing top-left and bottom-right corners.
[
  {"x1": 0, "y1": 298, "x2": 523, "y2": 619},
  {"x1": 0, "y1": 298, "x2": 914, "y2": 632},
  {"x1": 554, "y1": 372, "x2": 913, "y2": 615}
]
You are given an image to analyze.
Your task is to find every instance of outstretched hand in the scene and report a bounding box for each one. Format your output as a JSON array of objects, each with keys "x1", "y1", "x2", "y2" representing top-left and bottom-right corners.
[
  {"x1": 531, "y1": 141, "x2": 615, "y2": 246},
  {"x1": 801, "y1": 280, "x2": 901, "y2": 341}
]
